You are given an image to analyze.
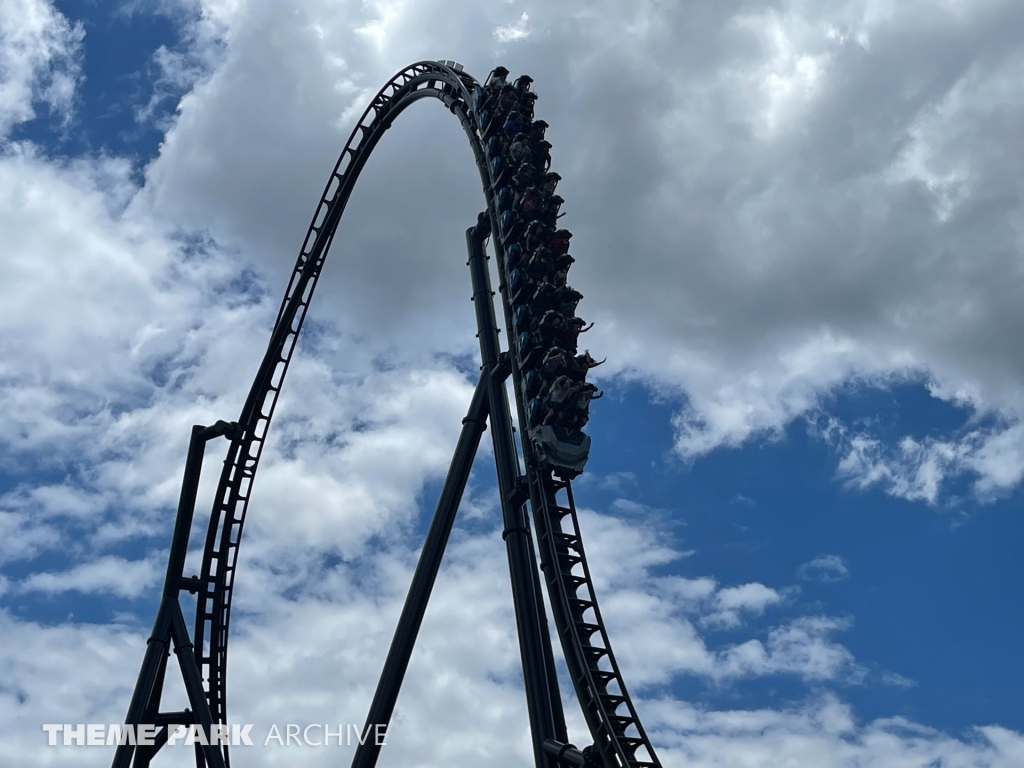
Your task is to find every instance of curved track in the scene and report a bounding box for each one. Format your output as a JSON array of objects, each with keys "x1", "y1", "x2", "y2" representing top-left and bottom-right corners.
[
  {"x1": 128, "y1": 61, "x2": 660, "y2": 768},
  {"x1": 190, "y1": 60, "x2": 493, "y2": 737}
]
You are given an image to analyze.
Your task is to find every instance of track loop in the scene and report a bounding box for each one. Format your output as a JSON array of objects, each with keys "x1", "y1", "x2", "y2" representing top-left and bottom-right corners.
[
  {"x1": 184, "y1": 60, "x2": 660, "y2": 768},
  {"x1": 191, "y1": 60, "x2": 482, "y2": 743}
]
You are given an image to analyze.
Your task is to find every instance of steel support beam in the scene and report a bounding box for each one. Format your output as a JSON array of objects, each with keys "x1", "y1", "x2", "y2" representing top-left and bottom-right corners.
[
  {"x1": 112, "y1": 423, "x2": 237, "y2": 768},
  {"x1": 350, "y1": 369, "x2": 491, "y2": 768},
  {"x1": 466, "y1": 218, "x2": 567, "y2": 768}
]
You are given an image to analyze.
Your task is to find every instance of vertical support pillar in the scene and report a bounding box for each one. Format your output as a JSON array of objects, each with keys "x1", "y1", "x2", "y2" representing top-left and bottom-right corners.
[
  {"x1": 466, "y1": 218, "x2": 565, "y2": 768},
  {"x1": 113, "y1": 422, "x2": 237, "y2": 768}
]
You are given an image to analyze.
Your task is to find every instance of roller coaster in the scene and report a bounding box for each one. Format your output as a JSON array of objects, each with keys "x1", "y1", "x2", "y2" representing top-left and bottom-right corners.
[{"x1": 113, "y1": 61, "x2": 661, "y2": 768}]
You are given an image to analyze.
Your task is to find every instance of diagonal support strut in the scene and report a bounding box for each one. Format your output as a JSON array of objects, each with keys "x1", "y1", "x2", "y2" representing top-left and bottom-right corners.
[
  {"x1": 350, "y1": 369, "x2": 491, "y2": 768},
  {"x1": 351, "y1": 216, "x2": 567, "y2": 768}
]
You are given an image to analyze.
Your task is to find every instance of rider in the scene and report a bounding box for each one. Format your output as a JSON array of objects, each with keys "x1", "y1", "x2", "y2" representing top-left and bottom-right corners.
[
  {"x1": 532, "y1": 139, "x2": 553, "y2": 172},
  {"x1": 541, "y1": 375, "x2": 576, "y2": 426},
  {"x1": 529, "y1": 119, "x2": 549, "y2": 143},
  {"x1": 569, "y1": 351, "x2": 605, "y2": 380},
  {"x1": 509, "y1": 133, "x2": 532, "y2": 167},
  {"x1": 511, "y1": 163, "x2": 538, "y2": 206},
  {"x1": 540, "y1": 170, "x2": 560, "y2": 196},
  {"x1": 561, "y1": 316, "x2": 593, "y2": 353},
  {"x1": 548, "y1": 228, "x2": 572, "y2": 255},
  {"x1": 538, "y1": 194, "x2": 565, "y2": 227},
  {"x1": 485, "y1": 66, "x2": 509, "y2": 90},
  {"x1": 536, "y1": 309, "x2": 568, "y2": 346},
  {"x1": 519, "y1": 186, "x2": 545, "y2": 218},
  {"x1": 555, "y1": 284, "x2": 584, "y2": 317},
  {"x1": 503, "y1": 110, "x2": 527, "y2": 139},
  {"x1": 514, "y1": 74, "x2": 534, "y2": 92},
  {"x1": 522, "y1": 220, "x2": 551, "y2": 253}
]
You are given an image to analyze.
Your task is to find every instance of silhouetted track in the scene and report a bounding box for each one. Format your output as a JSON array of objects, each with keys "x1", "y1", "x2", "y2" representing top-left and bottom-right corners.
[{"x1": 114, "y1": 60, "x2": 660, "y2": 768}]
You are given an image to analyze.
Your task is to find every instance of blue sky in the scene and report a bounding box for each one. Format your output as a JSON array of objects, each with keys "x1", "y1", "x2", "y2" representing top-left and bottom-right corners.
[{"x1": 0, "y1": 1, "x2": 1022, "y2": 766}]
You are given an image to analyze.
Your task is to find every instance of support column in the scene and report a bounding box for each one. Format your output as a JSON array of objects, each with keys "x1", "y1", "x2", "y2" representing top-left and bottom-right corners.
[
  {"x1": 112, "y1": 422, "x2": 238, "y2": 768},
  {"x1": 466, "y1": 218, "x2": 566, "y2": 768}
]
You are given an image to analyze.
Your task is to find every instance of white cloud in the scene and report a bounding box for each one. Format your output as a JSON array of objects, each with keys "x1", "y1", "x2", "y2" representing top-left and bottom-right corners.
[
  {"x1": 114, "y1": 0, "x2": 1024, "y2": 508},
  {"x1": 726, "y1": 8, "x2": 835, "y2": 139},
  {"x1": 0, "y1": 610, "x2": 144, "y2": 766},
  {"x1": 0, "y1": 0, "x2": 82, "y2": 137},
  {"x1": 701, "y1": 582, "x2": 783, "y2": 630},
  {"x1": 719, "y1": 616, "x2": 863, "y2": 682},
  {"x1": 798, "y1": 554, "x2": 850, "y2": 582},
  {"x1": 244, "y1": 365, "x2": 478, "y2": 558},
  {"x1": 0, "y1": 511, "x2": 1005, "y2": 766},
  {"x1": 18, "y1": 555, "x2": 161, "y2": 597},
  {"x1": 818, "y1": 415, "x2": 1024, "y2": 504},
  {"x1": 495, "y1": 12, "x2": 530, "y2": 43},
  {"x1": 645, "y1": 693, "x2": 1024, "y2": 768},
  {"x1": 572, "y1": 512, "x2": 856, "y2": 685},
  {"x1": 881, "y1": 670, "x2": 918, "y2": 688},
  {"x1": 0, "y1": 509, "x2": 60, "y2": 565}
]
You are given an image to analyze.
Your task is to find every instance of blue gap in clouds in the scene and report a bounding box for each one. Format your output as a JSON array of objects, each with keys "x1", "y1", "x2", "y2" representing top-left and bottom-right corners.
[
  {"x1": 2, "y1": 544, "x2": 162, "y2": 629},
  {"x1": 576, "y1": 379, "x2": 1023, "y2": 734},
  {"x1": 413, "y1": 454, "x2": 503, "y2": 546},
  {"x1": 12, "y1": 0, "x2": 192, "y2": 174},
  {"x1": 0, "y1": 459, "x2": 169, "y2": 628},
  {"x1": 819, "y1": 383, "x2": 1024, "y2": 733}
]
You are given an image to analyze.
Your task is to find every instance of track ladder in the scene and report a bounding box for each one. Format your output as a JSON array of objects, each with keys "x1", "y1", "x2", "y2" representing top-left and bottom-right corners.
[{"x1": 529, "y1": 473, "x2": 659, "y2": 768}]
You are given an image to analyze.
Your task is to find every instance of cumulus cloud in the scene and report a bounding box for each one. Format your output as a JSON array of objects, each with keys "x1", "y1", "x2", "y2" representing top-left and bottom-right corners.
[
  {"x1": 0, "y1": 142, "x2": 289, "y2": 578},
  {"x1": 243, "y1": 365, "x2": 478, "y2": 559},
  {"x1": 494, "y1": 12, "x2": 530, "y2": 44},
  {"x1": 700, "y1": 582, "x2": 783, "y2": 630},
  {"x1": 815, "y1": 415, "x2": 1024, "y2": 504},
  {"x1": 3, "y1": 520, "x2": 1014, "y2": 767},
  {"x1": 646, "y1": 694, "x2": 1024, "y2": 768},
  {"x1": 572, "y1": 511, "x2": 855, "y2": 686},
  {"x1": 0, "y1": 0, "x2": 82, "y2": 137},
  {"x1": 719, "y1": 616, "x2": 863, "y2": 683},
  {"x1": 0, "y1": 509, "x2": 60, "y2": 565},
  {"x1": 116, "y1": 0, "x2": 1024, "y2": 507},
  {"x1": 798, "y1": 554, "x2": 850, "y2": 583},
  {"x1": 17, "y1": 555, "x2": 161, "y2": 597}
]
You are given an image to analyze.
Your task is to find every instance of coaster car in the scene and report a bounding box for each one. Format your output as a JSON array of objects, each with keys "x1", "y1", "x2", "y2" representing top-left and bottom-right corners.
[{"x1": 529, "y1": 425, "x2": 591, "y2": 477}]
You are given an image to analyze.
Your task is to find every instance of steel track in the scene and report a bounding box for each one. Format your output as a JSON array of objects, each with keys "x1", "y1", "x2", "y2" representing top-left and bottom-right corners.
[{"x1": 183, "y1": 60, "x2": 659, "y2": 768}]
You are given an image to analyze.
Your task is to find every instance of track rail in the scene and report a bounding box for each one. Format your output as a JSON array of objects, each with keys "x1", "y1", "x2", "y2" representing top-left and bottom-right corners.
[
  {"x1": 174, "y1": 60, "x2": 658, "y2": 768},
  {"x1": 192, "y1": 61, "x2": 488, "y2": 732},
  {"x1": 480, "y1": 76, "x2": 660, "y2": 768}
]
